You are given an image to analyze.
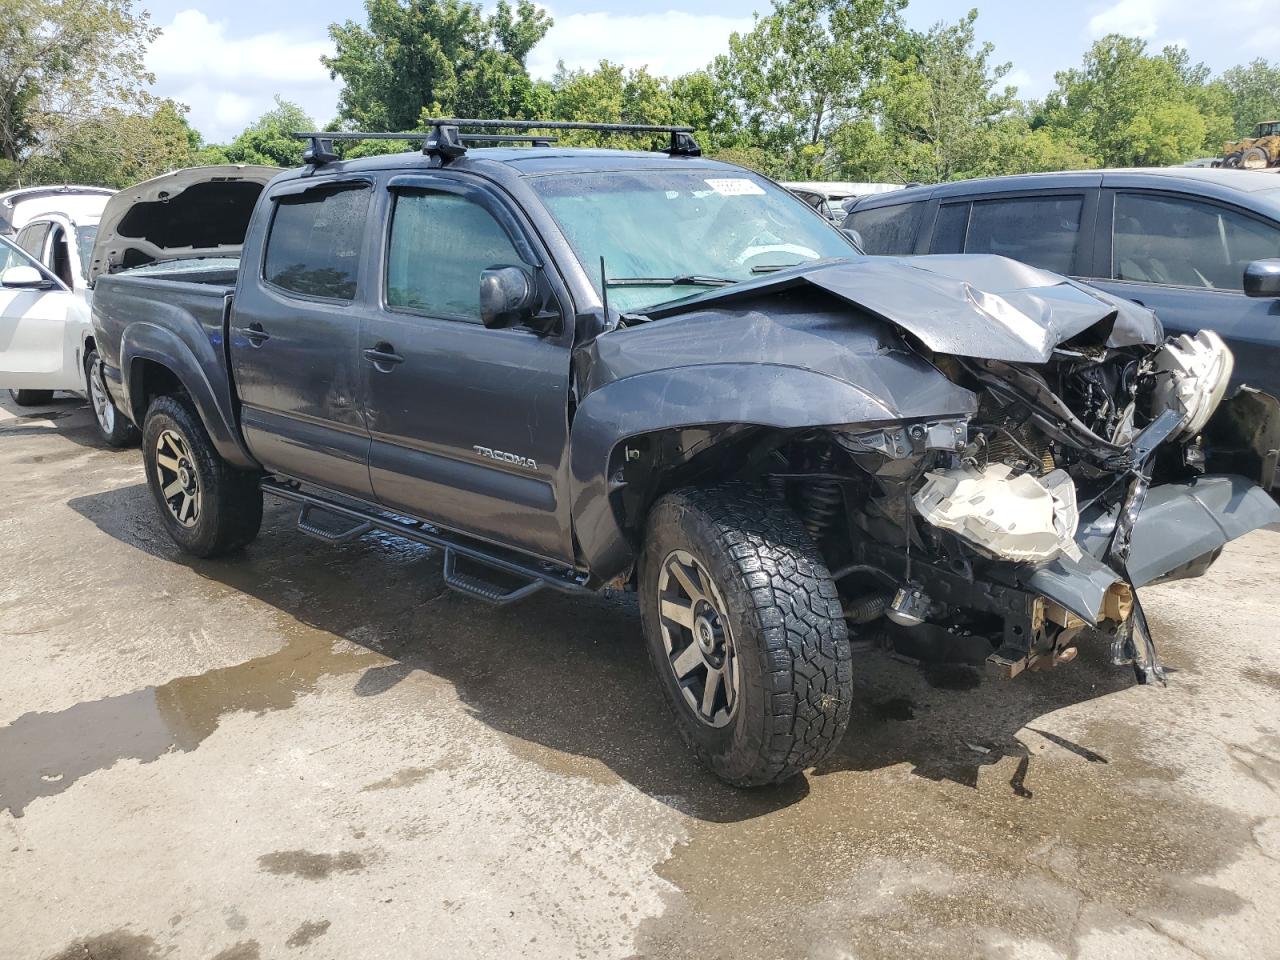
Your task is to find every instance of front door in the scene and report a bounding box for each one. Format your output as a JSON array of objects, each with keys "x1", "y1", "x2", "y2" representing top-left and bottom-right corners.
[
  {"x1": 0, "y1": 240, "x2": 85, "y2": 392},
  {"x1": 228, "y1": 178, "x2": 376, "y2": 498},
  {"x1": 1088, "y1": 190, "x2": 1280, "y2": 398},
  {"x1": 358, "y1": 176, "x2": 575, "y2": 563}
]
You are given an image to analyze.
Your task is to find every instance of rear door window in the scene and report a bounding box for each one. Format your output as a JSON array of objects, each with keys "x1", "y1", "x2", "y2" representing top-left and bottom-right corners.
[
  {"x1": 15, "y1": 222, "x2": 50, "y2": 261},
  {"x1": 845, "y1": 201, "x2": 925, "y2": 254},
  {"x1": 962, "y1": 196, "x2": 1084, "y2": 274},
  {"x1": 1112, "y1": 192, "x2": 1280, "y2": 291},
  {"x1": 264, "y1": 183, "x2": 371, "y2": 301}
]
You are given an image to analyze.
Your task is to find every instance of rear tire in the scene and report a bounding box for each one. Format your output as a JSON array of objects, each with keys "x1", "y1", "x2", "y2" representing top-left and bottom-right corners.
[
  {"x1": 142, "y1": 394, "x2": 262, "y2": 557},
  {"x1": 84, "y1": 348, "x2": 139, "y2": 448},
  {"x1": 8, "y1": 389, "x2": 54, "y2": 406},
  {"x1": 1223, "y1": 152, "x2": 1243, "y2": 169},
  {"x1": 639, "y1": 484, "x2": 853, "y2": 787}
]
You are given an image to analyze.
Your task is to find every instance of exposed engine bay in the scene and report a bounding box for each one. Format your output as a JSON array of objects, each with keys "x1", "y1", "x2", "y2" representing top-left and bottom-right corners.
[
  {"x1": 581, "y1": 255, "x2": 1280, "y2": 684},
  {"x1": 767, "y1": 326, "x2": 1246, "y2": 683}
]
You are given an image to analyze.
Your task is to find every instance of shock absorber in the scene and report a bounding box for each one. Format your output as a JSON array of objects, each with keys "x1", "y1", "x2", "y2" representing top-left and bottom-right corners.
[{"x1": 800, "y1": 447, "x2": 842, "y2": 540}]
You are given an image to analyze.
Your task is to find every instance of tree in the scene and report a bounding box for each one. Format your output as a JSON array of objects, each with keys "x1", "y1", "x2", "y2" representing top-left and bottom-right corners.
[
  {"x1": 712, "y1": 0, "x2": 905, "y2": 175},
  {"x1": 0, "y1": 0, "x2": 159, "y2": 184},
  {"x1": 1038, "y1": 36, "x2": 1231, "y2": 167},
  {"x1": 324, "y1": 0, "x2": 552, "y2": 130},
  {"x1": 221, "y1": 98, "x2": 317, "y2": 168},
  {"x1": 1220, "y1": 59, "x2": 1280, "y2": 138},
  {"x1": 27, "y1": 100, "x2": 201, "y2": 188}
]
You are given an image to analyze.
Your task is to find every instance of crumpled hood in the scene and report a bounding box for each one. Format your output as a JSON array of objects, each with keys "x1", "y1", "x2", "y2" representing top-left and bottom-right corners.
[{"x1": 643, "y1": 254, "x2": 1162, "y2": 364}]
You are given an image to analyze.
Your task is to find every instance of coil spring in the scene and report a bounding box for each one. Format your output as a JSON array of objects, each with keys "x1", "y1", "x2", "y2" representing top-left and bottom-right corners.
[{"x1": 801, "y1": 448, "x2": 842, "y2": 540}]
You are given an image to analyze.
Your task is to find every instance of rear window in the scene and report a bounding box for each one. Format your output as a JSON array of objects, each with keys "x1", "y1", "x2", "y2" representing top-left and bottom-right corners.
[
  {"x1": 264, "y1": 184, "x2": 370, "y2": 301},
  {"x1": 845, "y1": 202, "x2": 924, "y2": 254},
  {"x1": 963, "y1": 196, "x2": 1084, "y2": 275}
]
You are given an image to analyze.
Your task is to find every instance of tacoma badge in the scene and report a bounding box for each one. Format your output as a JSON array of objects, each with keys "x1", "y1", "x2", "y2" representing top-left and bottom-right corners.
[{"x1": 473, "y1": 445, "x2": 538, "y2": 470}]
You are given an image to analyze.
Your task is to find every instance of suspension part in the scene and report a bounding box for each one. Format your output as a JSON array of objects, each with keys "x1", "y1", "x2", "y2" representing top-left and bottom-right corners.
[{"x1": 800, "y1": 447, "x2": 842, "y2": 540}]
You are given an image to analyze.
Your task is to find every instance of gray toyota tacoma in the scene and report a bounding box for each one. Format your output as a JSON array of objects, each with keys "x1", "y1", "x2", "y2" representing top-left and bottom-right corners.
[{"x1": 89, "y1": 121, "x2": 1280, "y2": 787}]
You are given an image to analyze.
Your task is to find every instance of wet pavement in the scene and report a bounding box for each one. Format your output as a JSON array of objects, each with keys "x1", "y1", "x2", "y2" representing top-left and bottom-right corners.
[{"x1": 3, "y1": 392, "x2": 1280, "y2": 960}]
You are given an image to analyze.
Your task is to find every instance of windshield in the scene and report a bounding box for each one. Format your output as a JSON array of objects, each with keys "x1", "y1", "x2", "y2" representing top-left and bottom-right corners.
[{"x1": 530, "y1": 169, "x2": 859, "y2": 313}]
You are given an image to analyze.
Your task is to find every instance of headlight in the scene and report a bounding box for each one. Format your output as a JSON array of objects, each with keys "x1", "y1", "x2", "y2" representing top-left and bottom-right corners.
[{"x1": 1149, "y1": 329, "x2": 1234, "y2": 439}]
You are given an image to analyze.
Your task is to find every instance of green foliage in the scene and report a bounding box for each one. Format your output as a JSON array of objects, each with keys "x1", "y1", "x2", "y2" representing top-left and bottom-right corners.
[
  {"x1": 1220, "y1": 59, "x2": 1280, "y2": 138},
  {"x1": 26, "y1": 101, "x2": 203, "y2": 188},
  {"x1": 324, "y1": 0, "x2": 552, "y2": 130},
  {"x1": 220, "y1": 98, "x2": 317, "y2": 168},
  {"x1": 1038, "y1": 36, "x2": 1232, "y2": 167},
  {"x1": 0, "y1": 0, "x2": 160, "y2": 184},
  {"x1": 712, "y1": 0, "x2": 905, "y2": 170}
]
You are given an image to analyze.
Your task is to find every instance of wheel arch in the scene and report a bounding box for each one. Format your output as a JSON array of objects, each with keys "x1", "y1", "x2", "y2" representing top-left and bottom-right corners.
[
  {"x1": 568, "y1": 363, "x2": 914, "y2": 585},
  {"x1": 121, "y1": 323, "x2": 256, "y2": 470}
]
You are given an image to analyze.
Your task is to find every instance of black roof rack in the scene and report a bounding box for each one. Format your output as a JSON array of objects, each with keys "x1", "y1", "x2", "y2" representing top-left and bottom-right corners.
[{"x1": 294, "y1": 119, "x2": 700, "y2": 166}]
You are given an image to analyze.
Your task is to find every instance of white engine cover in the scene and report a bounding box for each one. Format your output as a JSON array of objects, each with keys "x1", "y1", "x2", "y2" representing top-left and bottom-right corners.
[
  {"x1": 1149, "y1": 329, "x2": 1234, "y2": 439},
  {"x1": 913, "y1": 463, "x2": 1082, "y2": 563}
]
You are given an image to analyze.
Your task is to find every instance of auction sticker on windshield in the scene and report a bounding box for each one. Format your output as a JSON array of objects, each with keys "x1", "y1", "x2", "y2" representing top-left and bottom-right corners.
[{"x1": 704, "y1": 178, "x2": 767, "y2": 197}]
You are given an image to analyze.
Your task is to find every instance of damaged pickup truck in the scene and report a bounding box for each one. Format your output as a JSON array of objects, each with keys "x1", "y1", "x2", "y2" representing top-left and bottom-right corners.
[{"x1": 88, "y1": 122, "x2": 1280, "y2": 786}]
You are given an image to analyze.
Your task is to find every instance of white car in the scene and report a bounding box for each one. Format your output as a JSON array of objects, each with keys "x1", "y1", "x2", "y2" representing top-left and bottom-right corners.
[
  {"x1": 0, "y1": 233, "x2": 135, "y2": 446},
  {"x1": 0, "y1": 185, "x2": 114, "y2": 236},
  {"x1": 13, "y1": 210, "x2": 100, "y2": 300}
]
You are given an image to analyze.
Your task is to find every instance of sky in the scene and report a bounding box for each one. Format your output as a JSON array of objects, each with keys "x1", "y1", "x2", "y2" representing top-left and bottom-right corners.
[{"x1": 138, "y1": 0, "x2": 1280, "y2": 144}]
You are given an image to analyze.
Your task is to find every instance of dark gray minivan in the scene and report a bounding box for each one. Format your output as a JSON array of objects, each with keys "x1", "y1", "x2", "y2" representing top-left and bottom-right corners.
[{"x1": 844, "y1": 169, "x2": 1280, "y2": 397}]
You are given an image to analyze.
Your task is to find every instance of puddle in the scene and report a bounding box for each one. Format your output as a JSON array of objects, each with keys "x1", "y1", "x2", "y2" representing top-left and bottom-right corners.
[
  {"x1": 286, "y1": 920, "x2": 331, "y2": 948},
  {"x1": 257, "y1": 849, "x2": 367, "y2": 880},
  {"x1": 0, "y1": 633, "x2": 375, "y2": 817},
  {"x1": 44, "y1": 930, "x2": 159, "y2": 960}
]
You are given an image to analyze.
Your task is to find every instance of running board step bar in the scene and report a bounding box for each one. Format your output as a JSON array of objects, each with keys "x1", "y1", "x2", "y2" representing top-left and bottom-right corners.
[
  {"x1": 261, "y1": 478, "x2": 591, "y2": 603},
  {"x1": 443, "y1": 549, "x2": 545, "y2": 605}
]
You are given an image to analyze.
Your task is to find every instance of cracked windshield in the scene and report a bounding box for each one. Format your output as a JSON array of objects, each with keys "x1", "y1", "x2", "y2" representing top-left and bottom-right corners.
[{"x1": 531, "y1": 170, "x2": 859, "y2": 313}]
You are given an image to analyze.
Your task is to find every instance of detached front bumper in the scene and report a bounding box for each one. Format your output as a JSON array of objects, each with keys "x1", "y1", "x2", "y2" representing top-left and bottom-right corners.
[{"x1": 1027, "y1": 474, "x2": 1280, "y2": 625}]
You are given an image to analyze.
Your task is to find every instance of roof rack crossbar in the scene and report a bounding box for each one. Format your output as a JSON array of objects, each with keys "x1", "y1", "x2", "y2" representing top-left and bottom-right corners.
[{"x1": 295, "y1": 119, "x2": 700, "y2": 164}]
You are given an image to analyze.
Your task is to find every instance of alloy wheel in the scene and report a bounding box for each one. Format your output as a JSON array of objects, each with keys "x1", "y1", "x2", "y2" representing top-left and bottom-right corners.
[
  {"x1": 155, "y1": 429, "x2": 201, "y2": 527},
  {"x1": 656, "y1": 549, "x2": 740, "y2": 728},
  {"x1": 88, "y1": 356, "x2": 115, "y2": 435}
]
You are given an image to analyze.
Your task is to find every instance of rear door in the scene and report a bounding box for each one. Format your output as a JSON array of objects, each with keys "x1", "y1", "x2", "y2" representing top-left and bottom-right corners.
[
  {"x1": 358, "y1": 174, "x2": 576, "y2": 563},
  {"x1": 0, "y1": 238, "x2": 86, "y2": 391},
  {"x1": 927, "y1": 185, "x2": 1101, "y2": 277},
  {"x1": 844, "y1": 198, "x2": 931, "y2": 254},
  {"x1": 228, "y1": 177, "x2": 376, "y2": 498},
  {"x1": 1088, "y1": 188, "x2": 1280, "y2": 396}
]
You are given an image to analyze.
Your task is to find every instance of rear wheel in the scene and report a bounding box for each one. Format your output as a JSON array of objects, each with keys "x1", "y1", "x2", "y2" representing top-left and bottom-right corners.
[
  {"x1": 8, "y1": 389, "x2": 54, "y2": 406},
  {"x1": 84, "y1": 348, "x2": 139, "y2": 448},
  {"x1": 142, "y1": 394, "x2": 262, "y2": 557},
  {"x1": 1243, "y1": 146, "x2": 1270, "y2": 170},
  {"x1": 1223, "y1": 152, "x2": 1244, "y2": 169},
  {"x1": 639, "y1": 484, "x2": 853, "y2": 786}
]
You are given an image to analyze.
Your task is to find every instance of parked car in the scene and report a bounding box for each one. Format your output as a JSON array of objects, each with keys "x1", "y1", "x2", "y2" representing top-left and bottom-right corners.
[
  {"x1": 89, "y1": 127, "x2": 1279, "y2": 787},
  {"x1": 0, "y1": 185, "x2": 113, "y2": 237},
  {"x1": 781, "y1": 181, "x2": 904, "y2": 221},
  {"x1": 0, "y1": 232, "x2": 134, "y2": 444},
  {"x1": 14, "y1": 209, "x2": 101, "y2": 300},
  {"x1": 843, "y1": 168, "x2": 1280, "y2": 401}
]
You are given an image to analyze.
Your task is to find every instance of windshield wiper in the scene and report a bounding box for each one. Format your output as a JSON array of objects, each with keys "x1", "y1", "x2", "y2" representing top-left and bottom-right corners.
[
  {"x1": 606, "y1": 275, "x2": 737, "y2": 287},
  {"x1": 750, "y1": 262, "x2": 803, "y2": 273}
]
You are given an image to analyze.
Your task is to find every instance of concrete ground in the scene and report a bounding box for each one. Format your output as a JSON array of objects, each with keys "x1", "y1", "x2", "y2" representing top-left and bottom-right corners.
[{"x1": 2, "y1": 392, "x2": 1279, "y2": 960}]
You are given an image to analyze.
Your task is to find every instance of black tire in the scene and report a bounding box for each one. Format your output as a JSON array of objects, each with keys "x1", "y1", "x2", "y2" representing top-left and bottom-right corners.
[
  {"x1": 1223, "y1": 152, "x2": 1243, "y2": 169},
  {"x1": 142, "y1": 394, "x2": 262, "y2": 557},
  {"x1": 639, "y1": 484, "x2": 853, "y2": 787},
  {"x1": 8, "y1": 389, "x2": 54, "y2": 406},
  {"x1": 84, "y1": 348, "x2": 139, "y2": 448}
]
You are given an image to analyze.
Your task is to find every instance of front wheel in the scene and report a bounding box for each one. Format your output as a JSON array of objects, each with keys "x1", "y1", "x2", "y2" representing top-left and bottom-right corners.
[
  {"x1": 639, "y1": 485, "x2": 853, "y2": 787},
  {"x1": 85, "y1": 348, "x2": 139, "y2": 448},
  {"x1": 142, "y1": 394, "x2": 263, "y2": 557}
]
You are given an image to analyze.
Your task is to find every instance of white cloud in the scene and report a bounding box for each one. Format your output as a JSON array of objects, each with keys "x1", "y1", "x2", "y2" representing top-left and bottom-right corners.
[
  {"x1": 147, "y1": 9, "x2": 339, "y2": 143},
  {"x1": 1088, "y1": 0, "x2": 1164, "y2": 39},
  {"x1": 527, "y1": 10, "x2": 755, "y2": 79}
]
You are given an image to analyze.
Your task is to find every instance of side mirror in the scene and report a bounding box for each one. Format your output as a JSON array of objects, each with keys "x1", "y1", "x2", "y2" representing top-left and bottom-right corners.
[
  {"x1": 841, "y1": 227, "x2": 866, "y2": 254},
  {"x1": 479, "y1": 265, "x2": 538, "y2": 330},
  {"x1": 1, "y1": 265, "x2": 52, "y2": 290},
  {"x1": 1244, "y1": 259, "x2": 1280, "y2": 299}
]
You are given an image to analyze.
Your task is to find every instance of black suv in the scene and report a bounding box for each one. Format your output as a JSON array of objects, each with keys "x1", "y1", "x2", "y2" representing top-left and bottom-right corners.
[{"x1": 845, "y1": 169, "x2": 1280, "y2": 398}]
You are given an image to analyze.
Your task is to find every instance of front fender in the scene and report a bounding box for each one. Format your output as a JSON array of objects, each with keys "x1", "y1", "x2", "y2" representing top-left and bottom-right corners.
[
  {"x1": 121, "y1": 322, "x2": 256, "y2": 469},
  {"x1": 569, "y1": 362, "x2": 976, "y2": 583}
]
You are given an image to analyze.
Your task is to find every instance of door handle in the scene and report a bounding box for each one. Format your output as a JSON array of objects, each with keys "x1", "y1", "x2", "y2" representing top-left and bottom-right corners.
[
  {"x1": 363, "y1": 342, "x2": 404, "y2": 371},
  {"x1": 245, "y1": 322, "x2": 270, "y2": 346}
]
